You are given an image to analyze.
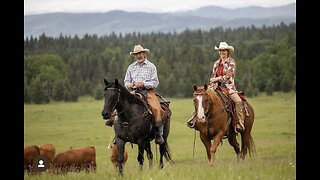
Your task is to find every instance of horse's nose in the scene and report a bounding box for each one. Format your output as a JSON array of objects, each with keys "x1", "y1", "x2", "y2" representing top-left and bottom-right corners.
[
  {"x1": 186, "y1": 121, "x2": 194, "y2": 128},
  {"x1": 101, "y1": 111, "x2": 108, "y2": 118},
  {"x1": 186, "y1": 117, "x2": 195, "y2": 128}
]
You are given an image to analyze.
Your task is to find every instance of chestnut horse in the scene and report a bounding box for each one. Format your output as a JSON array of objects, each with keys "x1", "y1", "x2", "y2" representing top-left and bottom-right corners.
[{"x1": 186, "y1": 84, "x2": 255, "y2": 165}]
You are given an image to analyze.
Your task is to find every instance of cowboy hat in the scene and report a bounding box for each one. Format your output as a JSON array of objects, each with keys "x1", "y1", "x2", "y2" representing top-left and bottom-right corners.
[
  {"x1": 214, "y1": 42, "x2": 234, "y2": 52},
  {"x1": 129, "y1": 44, "x2": 150, "y2": 55}
]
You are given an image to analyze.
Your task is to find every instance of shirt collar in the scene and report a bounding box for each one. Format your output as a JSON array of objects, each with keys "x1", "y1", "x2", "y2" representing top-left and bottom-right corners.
[{"x1": 133, "y1": 59, "x2": 149, "y2": 66}]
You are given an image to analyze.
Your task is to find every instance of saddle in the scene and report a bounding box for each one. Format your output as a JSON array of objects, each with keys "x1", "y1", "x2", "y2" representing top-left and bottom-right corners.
[
  {"x1": 131, "y1": 91, "x2": 171, "y2": 122},
  {"x1": 215, "y1": 86, "x2": 249, "y2": 129},
  {"x1": 156, "y1": 92, "x2": 172, "y2": 118}
]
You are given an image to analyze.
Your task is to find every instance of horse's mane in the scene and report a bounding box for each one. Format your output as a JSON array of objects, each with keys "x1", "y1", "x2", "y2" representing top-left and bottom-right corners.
[
  {"x1": 116, "y1": 83, "x2": 146, "y2": 107},
  {"x1": 206, "y1": 88, "x2": 219, "y2": 102}
]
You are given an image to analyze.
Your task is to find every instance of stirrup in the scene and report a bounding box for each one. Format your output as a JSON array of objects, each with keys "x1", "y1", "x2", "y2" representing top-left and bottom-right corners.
[{"x1": 155, "y1": 133, "x2": 164, "y2": 144}]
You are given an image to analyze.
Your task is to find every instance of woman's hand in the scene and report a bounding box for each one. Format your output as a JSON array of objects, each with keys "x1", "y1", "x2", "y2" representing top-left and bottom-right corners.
[{"x1": 210, "y1": 77, "x2": 220, "y2": 83}]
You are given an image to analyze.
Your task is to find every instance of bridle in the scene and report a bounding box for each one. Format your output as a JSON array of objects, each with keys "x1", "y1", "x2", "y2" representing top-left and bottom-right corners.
[
  {"x1": 105, "y1": 87, "x2": 123, "y2": 115},
  {"x1": 193, "y1": 91, "x2": 211, "y2": 117},
  {"x1": 105, "y1": 87, "x2": 148, "y2": 119},
  {"x1": 193, "y1": 91, "x2": 227, "y2": 119}
]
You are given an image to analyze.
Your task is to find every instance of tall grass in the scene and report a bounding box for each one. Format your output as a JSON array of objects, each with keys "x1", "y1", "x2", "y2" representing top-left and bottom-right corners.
[{"x1": 24, "y1": 92, "x2": 296, "y2": 179}]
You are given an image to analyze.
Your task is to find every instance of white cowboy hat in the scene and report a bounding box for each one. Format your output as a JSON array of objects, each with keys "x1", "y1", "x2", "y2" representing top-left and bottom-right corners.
[
  {"x1": 129, "y1": 44, "x2": 150, "y2": 55},
  {"x1": 214, "y1": 42, "x2": 234, "y2": 52}
]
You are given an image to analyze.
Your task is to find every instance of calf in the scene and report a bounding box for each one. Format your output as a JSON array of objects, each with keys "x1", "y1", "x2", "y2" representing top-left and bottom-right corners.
[
  {"x1": 39, "y1": 143, "x2": 56, "y2": 163},
  {"x1": 52, "y1": 146, "x2": 96, "y2": 173},
  {"x1": 24, "y1": 145, "x2": 40, "y2": 173},
  {"x1": 110, "y1": 143, "x2": 128, "y2": 170}
]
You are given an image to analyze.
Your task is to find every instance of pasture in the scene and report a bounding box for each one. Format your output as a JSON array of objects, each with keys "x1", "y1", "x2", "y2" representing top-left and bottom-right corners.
[{"x1": 24, "y1": 92, "x2": 296, "y2": 179}]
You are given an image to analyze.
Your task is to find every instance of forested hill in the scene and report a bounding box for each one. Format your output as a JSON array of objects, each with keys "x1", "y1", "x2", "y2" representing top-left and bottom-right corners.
[
  {"x1": 24, "y1": 23, "x2": 296, "y2": 104},
  {"x1": 24, "y1": 3, "x2": 295, "y2": 38}
]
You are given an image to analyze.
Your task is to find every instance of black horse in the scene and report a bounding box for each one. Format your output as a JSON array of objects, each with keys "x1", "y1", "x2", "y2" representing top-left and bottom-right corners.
[{"x1": 101, "y1": 79, "x2": 173, "y2": 176}]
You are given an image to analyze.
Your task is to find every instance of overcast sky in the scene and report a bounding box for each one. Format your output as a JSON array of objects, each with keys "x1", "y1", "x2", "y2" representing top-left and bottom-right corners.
[{"x1": 25, "y1": 0, "x2": 296, "y2": 15}]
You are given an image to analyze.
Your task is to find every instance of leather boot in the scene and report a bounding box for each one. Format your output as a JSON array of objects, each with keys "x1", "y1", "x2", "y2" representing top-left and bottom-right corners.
[{"x1": 155, "y1": 126, "x2": 164, "y2": 144}]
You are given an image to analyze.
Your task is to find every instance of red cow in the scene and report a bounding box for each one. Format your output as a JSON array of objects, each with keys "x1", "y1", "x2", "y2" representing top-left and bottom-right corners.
[
  {"x1": 39, "y1": 143, "x2": 56, "y2": 163},
  {"x1": 24, "y1": 145, "x2": 40, "y2": 173},
  {"x1": 52, "y1": 146, "x2": 96, "y2": 173},
  {"x1": 110, "y1": 143, "x2": 128, "y2": 170}
]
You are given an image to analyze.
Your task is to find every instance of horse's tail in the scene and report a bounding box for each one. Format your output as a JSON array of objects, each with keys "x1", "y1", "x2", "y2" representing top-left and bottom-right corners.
[
  {"x1": 247, "y1": 135, "x2": 256, "y2": 158},
  {"x1": 164, "y1": 142, "x2": 174, "y2": 164}
]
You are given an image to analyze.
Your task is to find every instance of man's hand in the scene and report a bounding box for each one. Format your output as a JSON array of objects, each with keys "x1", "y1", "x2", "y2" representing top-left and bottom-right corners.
[
  {"x1": 134, "y1": 81, "x2": 144, "y2": 87},
  {"x1": 127, "y1": 83, "x2": 134, "y2": 89}
]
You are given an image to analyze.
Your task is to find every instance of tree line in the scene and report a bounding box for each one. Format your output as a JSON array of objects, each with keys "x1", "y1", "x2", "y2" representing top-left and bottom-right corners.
[{"x1": 24, "y1": 22, "x2": 296, "y2": 104}]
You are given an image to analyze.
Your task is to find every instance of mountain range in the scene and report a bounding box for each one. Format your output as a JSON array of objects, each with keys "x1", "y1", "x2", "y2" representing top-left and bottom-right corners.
[{"x1": 24, "y1": 3, "x2": 296, "y2": 38}]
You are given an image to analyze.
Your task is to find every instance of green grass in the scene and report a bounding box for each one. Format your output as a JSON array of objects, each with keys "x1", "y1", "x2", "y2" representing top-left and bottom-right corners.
[{"x1": 24, "y1": 92, "x2": 296, "y2": 179}]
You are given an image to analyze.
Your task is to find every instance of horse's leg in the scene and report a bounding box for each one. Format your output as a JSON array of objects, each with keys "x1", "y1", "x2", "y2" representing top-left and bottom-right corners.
[
  {"x1": 145, "y1": 142, "x2": 153, "y2": 168},
  {"x1": 116, "y1": 138, "x2": 126, "y2": 176},
  {"x1": 241, "y1": 110, "x2": 255, "y2": 160},
  {"x1": 137, "y1": 141, "x2": 146, "y2": 171},
  {"x1": 240, "y1": 129, "x2": 255, "y2": 160},
  {"x1": 240, "y1": 132, "x2": 248, "y2": 160},
  {"x1": 199, "y1": 132, "x2": 212, "y2": 164},
  {"x1": 158, "y1": 117, "x2": 173, "y2": 168},
  {"x1": 227, "y1": 132, "x2": 242, "y2": 162},
  {"x1": 209, "y1": 132, "x2": 224, "y2": 165}
]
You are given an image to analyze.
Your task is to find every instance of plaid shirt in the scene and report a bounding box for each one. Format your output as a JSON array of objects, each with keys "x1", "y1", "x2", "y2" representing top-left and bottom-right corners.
[
  {"x1": 124, "y1": 59, "x2": 159, "y2": 89},
  {"x1": 210, "y1": 57, "x2": 238, "y2": 94}
]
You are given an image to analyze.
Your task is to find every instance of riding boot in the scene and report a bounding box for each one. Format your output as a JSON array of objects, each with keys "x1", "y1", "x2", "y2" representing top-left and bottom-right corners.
[
  {"x1": 155, "y1": 125, "x2": 164, "y2": 144},
  {"x1": 230, "y1": 93, "x2": 245, "y2": 133}
]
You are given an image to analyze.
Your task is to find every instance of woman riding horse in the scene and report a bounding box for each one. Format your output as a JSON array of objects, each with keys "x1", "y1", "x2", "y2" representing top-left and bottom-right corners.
[{"x1": 186, "y1": 84, "x2": 255, "y2": 165}]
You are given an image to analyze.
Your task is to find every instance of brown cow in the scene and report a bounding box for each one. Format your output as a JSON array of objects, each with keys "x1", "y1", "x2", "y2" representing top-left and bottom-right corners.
[
  {"x1": 110, "y1": 143, "x2": 128, "y2": 170},
  {"x1": 39, "y1": 143, "x2": 56, "y2": 163},
  {"x1": 51, "y1": 146, "x2": 96, "y2": 173},
  {"x1": 24, "y1": 145, "x2": 40, "y2": 173}
]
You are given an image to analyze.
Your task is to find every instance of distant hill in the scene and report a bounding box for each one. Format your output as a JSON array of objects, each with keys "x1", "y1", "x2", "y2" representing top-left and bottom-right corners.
[{"x1": 24, "y1": 3, "x2": 296, "y2": 38}]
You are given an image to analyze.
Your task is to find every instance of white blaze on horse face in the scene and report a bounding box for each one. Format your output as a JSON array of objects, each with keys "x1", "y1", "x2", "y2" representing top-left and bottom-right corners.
[{"x1": 196, "y1": 95, "x2": 206, "y2": 122}]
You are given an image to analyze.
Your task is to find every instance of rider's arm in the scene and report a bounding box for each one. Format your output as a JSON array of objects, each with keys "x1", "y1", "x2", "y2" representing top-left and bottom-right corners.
[
  {"x1": 143, "y1": 64, "x2": 159, "y2": 89},
  {"x1": 124, "y1": 66, "x2": 133, "y2": 89}
]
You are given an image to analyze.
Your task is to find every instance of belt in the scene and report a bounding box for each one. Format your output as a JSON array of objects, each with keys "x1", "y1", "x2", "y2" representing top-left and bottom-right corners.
[{"x1": 218, "y1": 82, "x2": 226, "y2": 88}]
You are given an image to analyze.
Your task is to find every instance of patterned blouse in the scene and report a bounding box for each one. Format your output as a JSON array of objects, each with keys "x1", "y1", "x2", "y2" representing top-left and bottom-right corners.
[
  {"x1": 124, "y1": 59, "x2": 159, "y2": 89},
  {"x1": 210, "y1": 57, "x2": 238, "y2": 94}
]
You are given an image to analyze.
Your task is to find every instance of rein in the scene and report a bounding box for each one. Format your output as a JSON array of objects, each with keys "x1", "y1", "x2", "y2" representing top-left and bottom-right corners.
[
  {"x1": 194, "y1": 90, "x2": 228, "y2": 140},
  {"x1": 193, "y1": 91, "x2": 228, "y2": 119},
  {"x1": 107, "y1": 87, "x2": 152, "y2": 143}
]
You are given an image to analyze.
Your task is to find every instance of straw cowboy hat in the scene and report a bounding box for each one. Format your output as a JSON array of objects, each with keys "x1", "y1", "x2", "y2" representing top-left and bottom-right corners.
[
  {"x1": 214, "y1": 42, "x2": 234, "y2": 52},
  {"x1": 129, "y1": 44, "x2": 150, "y2": 55}
]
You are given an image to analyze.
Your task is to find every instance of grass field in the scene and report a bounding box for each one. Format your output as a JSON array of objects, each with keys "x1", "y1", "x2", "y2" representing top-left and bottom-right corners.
[{"x1": 24, "y1": 92, "x2": 296, "y2": 179}]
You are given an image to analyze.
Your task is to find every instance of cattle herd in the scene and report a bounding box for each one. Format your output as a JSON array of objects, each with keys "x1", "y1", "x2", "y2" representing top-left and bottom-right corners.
[
  {"x1": 24, "y1": 144, "x2": 98, "y2": 175},
  {"x1": 24, "y1": 143, "x2": 129, "y2": 175}
]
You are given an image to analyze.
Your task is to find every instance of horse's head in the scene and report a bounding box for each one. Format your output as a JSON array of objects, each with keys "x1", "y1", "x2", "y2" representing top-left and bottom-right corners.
[
  {"x1": 101, "y1": 79, "x2": 121, "y2": 120},
  {"x1": 191, "y1": 84, "x2": 212, "y2": 123}
]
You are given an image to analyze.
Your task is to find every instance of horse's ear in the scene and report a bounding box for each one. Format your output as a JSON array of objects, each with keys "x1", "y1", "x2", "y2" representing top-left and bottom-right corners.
[
  {"x1": 193, "y1": 84, "x2": 197, "y2": 91},
  {"x1": 115, "y1": 79, "x2": 119, "y2": 87},
  {"x1": 104, "y1": 79, "x2": 109, "y2": 86},
  {"x1": 204, "y1": 84, "x2": 208, "y2": 90}
]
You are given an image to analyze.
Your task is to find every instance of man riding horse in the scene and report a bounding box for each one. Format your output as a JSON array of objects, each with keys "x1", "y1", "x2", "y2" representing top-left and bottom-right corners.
[{"x1": 105, "y1": 44, "x2": 168, "y2": 145}]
